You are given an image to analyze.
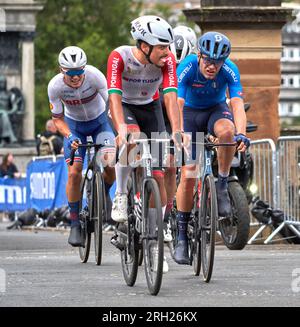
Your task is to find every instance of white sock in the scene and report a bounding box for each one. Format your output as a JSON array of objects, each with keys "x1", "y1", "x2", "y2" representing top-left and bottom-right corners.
[{"x1": 115, "y1": 162, "x2": 132, "y2": 194}]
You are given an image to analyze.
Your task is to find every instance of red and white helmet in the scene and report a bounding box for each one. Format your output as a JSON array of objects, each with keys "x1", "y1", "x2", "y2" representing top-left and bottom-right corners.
[{"x1": 131, "y1": 15, "x2": 174, "y2": 46}]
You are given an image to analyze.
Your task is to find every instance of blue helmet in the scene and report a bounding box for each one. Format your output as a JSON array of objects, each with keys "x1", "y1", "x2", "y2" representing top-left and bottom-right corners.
[{"x1": 198, "y1": 31, "x2": 231, "y2": 61}]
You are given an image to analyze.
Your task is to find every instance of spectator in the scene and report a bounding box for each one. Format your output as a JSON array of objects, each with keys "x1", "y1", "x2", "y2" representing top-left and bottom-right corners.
[
  {"x1": 0, "y1": 153, "x2": 21, "y2": 178},
  {"x1": 36, "y1": 119, "x2": 64, "y2": 156}
]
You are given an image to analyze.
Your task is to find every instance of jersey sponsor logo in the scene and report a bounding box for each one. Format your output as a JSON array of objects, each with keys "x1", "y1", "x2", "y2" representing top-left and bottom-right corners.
[
  {"x1": 63, "y1": 91, "x2": 97, "y2": 105},
  {"x1": 82, "y1": 86, "x2": 92, "y2": 93},
  {"x1": 192, "y1": 83, "x2": 205, "y2": 88},
  {"x1": 222, "y1": 63, "x2": 238, "y2": 83},
  {"x1": 178, "y1": 62, "x2": 193, "y2": 83},
  {"x1": 123, "y1": 76, "x2": 160, "y2": 84},
  {"x1": 110, "y1": 56, "x2": 120, "y2": 88},
  {"x1": 128, "y1": 58, "x2": 140, "y2": 67},
  {"x1": 126, "y1": 66, "x2": 140, "y2": 75},
  {"x1": 237, "y1": 91, "x2": 243, "y2": 96},
  {"x1": 166, "y1": 56, "x2": 176, "y2": 87}
]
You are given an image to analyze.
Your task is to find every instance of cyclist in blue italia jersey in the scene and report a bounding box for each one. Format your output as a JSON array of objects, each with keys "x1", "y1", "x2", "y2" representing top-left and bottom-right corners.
[{"x1": 173, "y1": 32, "x2": 250, "y2": 264}]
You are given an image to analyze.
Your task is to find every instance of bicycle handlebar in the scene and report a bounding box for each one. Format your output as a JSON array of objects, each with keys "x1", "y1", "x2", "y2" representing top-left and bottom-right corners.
[{"x1": 69, "y1": 142, "x2": 104, "y2": 166}]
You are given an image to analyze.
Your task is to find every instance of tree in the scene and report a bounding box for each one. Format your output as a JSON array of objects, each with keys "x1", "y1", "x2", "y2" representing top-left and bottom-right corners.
[{"x1": 35, "y1": 0, "x2": 142, "y2": 133}]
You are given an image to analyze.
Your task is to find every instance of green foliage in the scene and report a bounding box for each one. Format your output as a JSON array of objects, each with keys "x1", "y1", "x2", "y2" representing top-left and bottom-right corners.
[{"x1": 35, "y1": 0, "x2": 142, "y2": 133}]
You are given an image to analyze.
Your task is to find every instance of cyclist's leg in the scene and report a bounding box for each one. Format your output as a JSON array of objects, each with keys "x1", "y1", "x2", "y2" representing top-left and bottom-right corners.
[
  {"x1": 209, "y1": 102, "x2": 235, "y2": 177},
  {"x1": 112, "y1": 104, "x2": 140, "y2": 223},
  {"x1": 162, "y1": 115, "x2": 176, "y2": 222},
  {"x1": 64, "y1": 117, "x2": 87, "y2": 246},
  {"x1": 92, "y1": 114, "x2": 116, "y2": 228},
  {"x1": 174, "y1": 107, "x2": 207, "y2": 264},
  {"x1": 134, "y1": 100, "x2": 169, "y2": 272},
  {"x1": 208, "y1": 102, "x2": 235, "y2": 216}
]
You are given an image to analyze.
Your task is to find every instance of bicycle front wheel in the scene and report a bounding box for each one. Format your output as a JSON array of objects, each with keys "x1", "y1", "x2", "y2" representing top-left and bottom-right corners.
[
  {"x1": 142, "y1": 178, "x2": 163, "y2": 296},
  {"x1": 93, "y1": 172, "x2": 105, "y2": 266},
  {"x1": 120, "y1": 188, "x2": 139, "y2": 286},
  {"x1": 79, "y1": 176, "x2": 92, "y2": 263},
  {"x1": 200, "y1": 174, "x2": 217, "y2": 282}
]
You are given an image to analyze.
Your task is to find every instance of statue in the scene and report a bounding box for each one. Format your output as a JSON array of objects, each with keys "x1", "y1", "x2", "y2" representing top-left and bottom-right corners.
[{"x1": 0, "y1": 75, "x2": 25, "y2": 146}]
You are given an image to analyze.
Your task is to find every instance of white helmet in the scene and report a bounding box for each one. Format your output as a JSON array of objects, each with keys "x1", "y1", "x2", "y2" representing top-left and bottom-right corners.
[
  {"x1": 170, "y1": 34, "x2": 193, "y2": 64},
  {"x1": 58, "y1": 46, "x2": 87, "y2": 69},
  {"x1": 131, "y1": 15, "x2": 174, "y2": 46},
  {"x1": 173, "y1": 25, "x2": 197, "y2": 51}
]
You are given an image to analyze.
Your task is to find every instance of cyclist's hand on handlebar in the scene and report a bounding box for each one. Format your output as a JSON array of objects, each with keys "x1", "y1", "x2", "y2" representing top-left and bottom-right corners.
[
  {"x1": 115, "y1": 132, "x2": 128, "y2": 148},
  {"x1": 67, "y1": 134, "x2": 79, "y2": 150},
  {"x1": 234, "y1": 133, "x2": 250, "y2": 152},
  {"x1": 172, "y1": 131, "x2": 190, "y2": 156}
]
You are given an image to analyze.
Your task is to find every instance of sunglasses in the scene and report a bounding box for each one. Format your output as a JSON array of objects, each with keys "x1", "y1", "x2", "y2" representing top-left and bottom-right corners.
[
  {"x1": 200, "y1": 55, "x2": 224, "y2": 66},
  {"x1": 62, "y1": 68, "x2": 85, "y2": 76}
]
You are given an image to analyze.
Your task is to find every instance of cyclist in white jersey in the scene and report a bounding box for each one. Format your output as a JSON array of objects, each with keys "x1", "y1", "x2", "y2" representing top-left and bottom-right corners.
[{"x1": 48, "y1": 46, "x2": 116, "y2": 247}]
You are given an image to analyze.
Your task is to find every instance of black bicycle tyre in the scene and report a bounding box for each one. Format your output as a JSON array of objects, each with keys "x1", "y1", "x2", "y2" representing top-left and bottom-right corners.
[
  {"x1": 138, "y1": 245, "x2": 143, "y2": 266},
  {"x1": 142, "y1": 178, "x2": 163, "y2": 296},
  {"x1": 191, "y1": 190, "x2": 201, "y2": 276},
  {"x1": 79, "y1": 176, "x2": 92, "y2": 263},
  {"x1": 121, "y1": 187, "x2": 139, "y2": 286},
  {"x1": 219, "y1": 181, "x2": 250, "y2": 250},
  {"x1": 94, "y1": 172, "x2": 105, "y2": 265},
  {"x1": 200, "y1": 174, "x2": 217, "y2": 283}
]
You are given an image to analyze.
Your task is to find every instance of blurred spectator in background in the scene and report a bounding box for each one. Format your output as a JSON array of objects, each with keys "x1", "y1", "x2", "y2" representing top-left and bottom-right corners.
[
  {"x1": 36, "y1": 119, "x2": 64, "y2": 156},
  {"x1": 0, "y1": 153, "x2": 21, "y2": 178}
]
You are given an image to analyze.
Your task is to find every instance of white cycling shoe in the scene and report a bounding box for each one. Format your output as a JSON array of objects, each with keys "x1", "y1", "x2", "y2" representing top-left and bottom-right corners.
[
  {"x1": 152, "y1": 245, "x2": 169, "y2": 274},
  {"x1": 163, "y1": 221, "x2": 173, "y2": 243},
  {"x1": 111, "y1": 193, "x2": 128, "y2": 223}
]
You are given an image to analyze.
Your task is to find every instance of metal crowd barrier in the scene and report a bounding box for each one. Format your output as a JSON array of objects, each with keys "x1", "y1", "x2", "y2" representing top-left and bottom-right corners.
[{"x1": 248, "y1": 137, "x2": 300, "y2": 244}]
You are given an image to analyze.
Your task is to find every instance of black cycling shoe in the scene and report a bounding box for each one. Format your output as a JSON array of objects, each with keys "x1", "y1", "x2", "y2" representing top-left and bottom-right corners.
[
  {"x1": 68, "y1": 225, "x2": 84, "y2": 247},
  {"x1": 216, "y1": 188, "x2": 232, "y2": 217},
  {"x1": 173, "y1": 240, "x2": 189, "y2": 265}
]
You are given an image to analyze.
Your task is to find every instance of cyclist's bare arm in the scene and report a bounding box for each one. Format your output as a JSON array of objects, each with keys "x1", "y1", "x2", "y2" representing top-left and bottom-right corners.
[
  {"x1": 163, "y1": 91, "x2": 181, "y2": 133},
  {"x1": 109, "y1": 93, "x2": 127, "y2": 146},
  {"x1": 52, "y1": 116, "x2": 71, "y2": 138},
  {"x1": 230, "y1": 97, "x2": 246, "y2": 135},
  {"x1": 177, "y1": 97, "x2": 185, "y2": 132}
]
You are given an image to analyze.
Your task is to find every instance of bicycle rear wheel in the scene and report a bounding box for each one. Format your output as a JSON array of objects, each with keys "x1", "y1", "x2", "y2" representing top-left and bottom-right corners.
[
  {"x1": 142, "y1": 178, "x2": 163, "y2": 296},
  {"x1": 200, "y1": 174, "x2": 217, "y2": 282},
  {"x1": 120, "y1": 185, "x2": 139, "y2": 286},
  {"x1": 79, "y1": 176, "x2": 92, "y2": 263},
  {"x1": 93, "y1": 172, "x2": 105, "y2": 266}
]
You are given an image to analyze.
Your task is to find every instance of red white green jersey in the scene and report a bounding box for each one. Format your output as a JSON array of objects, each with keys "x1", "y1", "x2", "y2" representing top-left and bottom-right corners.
[{"x1": 106, "y1": 46, "x2": 177, "y2": 105}]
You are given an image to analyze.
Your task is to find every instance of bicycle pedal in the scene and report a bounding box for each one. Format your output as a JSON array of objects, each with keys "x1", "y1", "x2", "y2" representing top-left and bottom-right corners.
[{"x1": 110, "y1": 235, "x2": 124, "y2": 251}]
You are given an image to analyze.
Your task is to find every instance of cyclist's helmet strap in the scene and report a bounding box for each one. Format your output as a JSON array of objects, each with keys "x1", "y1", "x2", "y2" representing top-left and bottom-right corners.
[
  {"x1": 136, "y1": 40, "x2": 154, "y2": 64},
  {"x1": 198, "y1": 31, "x2": 231, "y2": 61}
]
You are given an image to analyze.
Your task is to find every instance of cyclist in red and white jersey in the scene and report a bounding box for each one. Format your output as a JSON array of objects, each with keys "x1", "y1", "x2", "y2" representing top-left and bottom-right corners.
[
  {"x1": 107, "y1": 15, "x2": 183, "y2": 273},
  {"x1": 48, "y1": 46, "x2": 116, "y2": 247}
]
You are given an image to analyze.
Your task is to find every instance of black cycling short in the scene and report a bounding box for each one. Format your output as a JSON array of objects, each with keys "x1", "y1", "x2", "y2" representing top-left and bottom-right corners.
[{"x1": 122, "y1": 100, "x2": 166, "y2": 137}]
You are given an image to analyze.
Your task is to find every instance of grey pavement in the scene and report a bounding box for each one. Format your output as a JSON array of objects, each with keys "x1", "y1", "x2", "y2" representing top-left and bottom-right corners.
[{"x1": 0, "y1": 222, "x2": 299, "y2": 307}]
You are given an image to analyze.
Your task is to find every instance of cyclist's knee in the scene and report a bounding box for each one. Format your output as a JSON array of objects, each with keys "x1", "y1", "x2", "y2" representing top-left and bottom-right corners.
[
  {"x1": 179, "y1": 176, "x2": 195, "y2": 192},
  {"x1": 68, "y1": 165, "x2": 82, "y2": 184},
  {"x1": 101, "y1": 151, "x2": 116, "y2": 168},
  {"x1": 215, "y1": 121, "x2": 235, "y2": 140}
]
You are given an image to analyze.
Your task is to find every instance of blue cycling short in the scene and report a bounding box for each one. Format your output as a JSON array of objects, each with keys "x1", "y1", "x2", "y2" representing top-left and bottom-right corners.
[
  {"x1": 183, "y1": 102, "x2": 234, "y2": 161},
  {"x1": 64, "y1": 113, "x2": 115, "y2": 164}
]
